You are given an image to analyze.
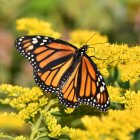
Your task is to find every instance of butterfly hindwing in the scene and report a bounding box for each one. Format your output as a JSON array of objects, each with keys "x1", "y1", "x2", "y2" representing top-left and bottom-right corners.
[
  {"x1": 77, "y1": 55, "x2": 110, "y2": 111},
  {"x1": 33, "y1": 60, "x2": 80, "y2": 108},
  {"x1": 56, "y1": 59, "x2": 81, "y2": 108}
]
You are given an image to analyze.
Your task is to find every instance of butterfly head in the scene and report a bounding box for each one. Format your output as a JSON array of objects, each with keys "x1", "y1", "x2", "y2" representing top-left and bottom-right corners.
[
  {"x1": 75, "y1": 44, "x2": 89, "y2": 59},
  {"x1": 81, "y1": 44, "x2": 88, "y2": 51},
  {"x1": 80, "y1": 44, "x2": 88, "y2": 55}
]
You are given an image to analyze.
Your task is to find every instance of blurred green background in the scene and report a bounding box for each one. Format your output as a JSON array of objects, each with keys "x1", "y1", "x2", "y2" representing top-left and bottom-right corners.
[{"x1": 0, "y1": 0, "x2": 140, "y2": 86}]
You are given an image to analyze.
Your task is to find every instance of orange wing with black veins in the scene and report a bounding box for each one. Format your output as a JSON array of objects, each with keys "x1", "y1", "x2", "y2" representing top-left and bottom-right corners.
[{"x1": 76, "y1": 55, "x2": 110, "y2": 111}]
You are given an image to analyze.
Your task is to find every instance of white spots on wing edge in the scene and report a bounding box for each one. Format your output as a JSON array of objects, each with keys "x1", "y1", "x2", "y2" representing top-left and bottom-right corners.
[
  {"x1": 100, "y1": 86, "x2": 105, "y2": 92},
  {"x1": 32, "y1": 38, "x2": 38, "y2": 44},
  {"x1": 43, "y1": 39, "x2": 47, "y2": 42},
  {"x1": 27, "y1": 45, "x2": 34, "y2": 50},
  {"x1": 40, "y1": 43, "x2": 44, "y2": 45}
]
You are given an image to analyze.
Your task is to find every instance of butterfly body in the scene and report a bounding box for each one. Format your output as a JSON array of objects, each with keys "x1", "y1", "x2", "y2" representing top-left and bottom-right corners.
[
  {"x1": 14, "y1": 35, "x2": 110, "y2": 111},
  {"x1": 74, "y1": 44, "x2": 88, "y2": 58},
  {"x1": 59, "y1": 45, "x2": 88, "y2": 88}
]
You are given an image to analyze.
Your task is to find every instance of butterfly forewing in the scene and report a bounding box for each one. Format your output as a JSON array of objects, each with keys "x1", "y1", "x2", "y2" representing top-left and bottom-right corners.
[{"x1": 14, "y1": 36, "x2": 77, "y2": 72}]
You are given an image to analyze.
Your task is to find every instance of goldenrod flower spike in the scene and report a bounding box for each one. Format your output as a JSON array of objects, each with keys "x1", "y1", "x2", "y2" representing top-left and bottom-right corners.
[{"x1": 16, "y1": 18, "x2": 61, "y2": 38}]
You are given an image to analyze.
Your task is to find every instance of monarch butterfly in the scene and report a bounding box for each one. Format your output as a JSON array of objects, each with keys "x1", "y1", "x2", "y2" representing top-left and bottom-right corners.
[{"x1": 14, "y1": 35, "x2": 110, "y2": 111}]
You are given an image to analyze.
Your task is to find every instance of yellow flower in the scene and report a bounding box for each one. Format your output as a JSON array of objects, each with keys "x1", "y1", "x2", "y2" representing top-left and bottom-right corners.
[
  {"x1": 62, "y1": 126, "x2": 75, "y2": 135},
  {"x1": 42, "y1": 111, "x2": 75, "y2": 138},
  {"x1": 49, "y1": 107, "x2": 60, "y2": 113},
  {"x1": 91, "y1": 44, "x2": 140, "y2": 82},
  {"x1": 39, "y1": 96, "x2": 48, "y2": 107},
  {"x1": 14, "y1": 136, "x2": 27, "y2": 140},
  {"x1": 125, "y1": 90, "x2": 140, "y2": 110},
  {"x1": 0, "y1": 84, "x2": 30, "y2": 97},
  {"x1": 74, "y1": 109, "x2": 140, "y2": 140},
  {"x1": 70, "y1": 129, "x2": 88, "y2": 140},
  {"x1": 69, "y1": 87, "x2": 140, "y2": 140},
  {"x1": 16, "y1": 18, "x2": 61, "y2": 38},
  {"x1": 118, "y1": 63, "x2": 140, "y2": 83},
  {"x1": 10, "y1": 87, "x2": 45, "y2": 109},
  {"x1": 42, "y1": 111, "x2": 61, "y2": 137},
  {"x1": 0, "y1": 84, "x2": 48, "y2": 121},
  {"x1": 108, "y1": 86, "x2": 125, "y2": 103},
  {"x1": 18, "y1": 102, "x2": 39, "y2": 121},
  {"x1": 69, "y1": 30, "x2": 108, "y2": 46},
  {"x1": 0, "y1": 112, "x2": 23, "y2": 129},
  {"x1": 64, "y1": 108, "x2": 74, "y2": 114}
]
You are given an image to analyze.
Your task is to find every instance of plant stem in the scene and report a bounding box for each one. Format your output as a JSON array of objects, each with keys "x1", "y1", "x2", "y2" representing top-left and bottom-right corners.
[
  {"x1": 45, "y1": 99, "x2": 56, "y2": 111},
  {"x1": 30, "y1": 114, "x2": 42, "y2": 140},
  {"x1": 29, "y1": 99, "x2": 56, "y2": 140},
  {"x1": 0, "y1": 135, "x2": 14, "y2": 140}
]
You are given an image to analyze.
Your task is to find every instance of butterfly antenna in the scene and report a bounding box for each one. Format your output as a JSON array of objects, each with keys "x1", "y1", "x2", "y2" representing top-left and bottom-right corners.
[
  {"x1": 85, "y1": 33, "x2": 96, "y2": 44},
  {"x1": 88, "y1": 42, "x2": 109, "y2": 47}
]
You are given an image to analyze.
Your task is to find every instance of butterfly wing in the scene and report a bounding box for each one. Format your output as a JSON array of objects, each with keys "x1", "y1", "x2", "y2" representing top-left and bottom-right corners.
[
  {"x1": 56, "y1": 59, "x2": 81, "y2": 108},
  {"x1": 15, "y1": 35, "x2": 78, "y2": 91},
  {"x1": 76, "y1": 55, "x2": 110, "y2": 111},
  {"x1": 33, "y1": 60, "x2": 80, "y2": 108},
  {"x1": 15, "y1": 35, "x2": 80, "y2": 107},
  {"x1": 32, "y1": 56, "x2": 75, "y2": 93},
  {"x1": 14, "y1": 36, "x2": 77, "y2": 72}
]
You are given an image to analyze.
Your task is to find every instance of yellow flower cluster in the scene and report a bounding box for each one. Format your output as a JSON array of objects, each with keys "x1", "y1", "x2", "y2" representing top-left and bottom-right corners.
[
  {"x1": 16, "y1": 18, "x2": 61, "y2": 38},
  {"x1": 69, "y1": 29, "x2": 108, "y2": 47},
  {"x1": 0, "y1": 84, "x2": 75, "y2": 139},
  {"x1": 107, "y1": 86, "x2": 125, "y2": 103},
  {"x1": 10, "y1": 87, "x2": 45, "y2": 109},
  {"x1": 0, "y1": 84, "x2": 29, "y2": 96},
  {"x1": 72, "y1": 109, "x2": 140, "y2": 140},
  {"x1": 0, "y1": 84, "x2": 48, "y2": 121},
  {"x1": 14, "y1": 136, "x2": 27, "y2": 140},
  {"x1": 42, "y1": 111, "x2": 75, "y2": 138},
  {"x1": 64, "y1": 108, "x2": 74, "y2": 114},
  {"x1": 0, "y1": 83, "x2": 140, "y2": 140},
  {"x1": 0, "y1": 112, "x2": 23, "y2": 129},
  {"x1": 70, "y1": 88, "x2": 140, "y2": 140},
  {"x1": 12, "y1": 88, "x2": 48, "y2": 121},
  {"x1": 104, "y1": 44, "x2": 140, "y2": 83},
  {"x1": 125, "y1": 90, "x2": 140, "y2": 110}
]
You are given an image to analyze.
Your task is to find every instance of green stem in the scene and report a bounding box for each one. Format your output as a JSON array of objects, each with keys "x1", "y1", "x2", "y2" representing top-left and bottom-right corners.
[
  {"x1": 45, "y1": 99, "x2": 56, "y2": 111},
  {"x1": 0, "y1": 135, "x2": 14, "y2": 140},
  {"x1": 29, "y1": 114, "x2": 42, "y2": 140},
  {"x1": 29, "y1": 99, "x2": 56, "y2": 140}
]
